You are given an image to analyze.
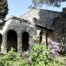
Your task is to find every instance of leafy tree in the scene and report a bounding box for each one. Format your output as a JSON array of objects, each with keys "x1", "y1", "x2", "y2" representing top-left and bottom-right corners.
[
  {"x1": 0, "y1": 0, "x2": 8, "y2": 21},
  {"x1": 32, "y1": 0, "x2": 66, "y2": 8}
]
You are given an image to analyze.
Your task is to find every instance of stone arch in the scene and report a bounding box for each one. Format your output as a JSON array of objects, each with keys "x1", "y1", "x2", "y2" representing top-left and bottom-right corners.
[
  {"x1": 7, "y1": 30, "x2": 17, "y2": 52},
  {"x1": 22, "y1": 31, "x2": 29, "y2": 51},
  {"x1": 0, "y1": 34, "x2": 2, "y2": 52}
]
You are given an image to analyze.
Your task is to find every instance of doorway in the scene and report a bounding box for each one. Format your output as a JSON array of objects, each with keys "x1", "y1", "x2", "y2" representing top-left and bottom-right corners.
[
  {"x1": 7, "y1": 30, "x2": 17, "y2": 52},
  {"x1": 22, "y1": 32, "x2": 29, "y2": 51}
]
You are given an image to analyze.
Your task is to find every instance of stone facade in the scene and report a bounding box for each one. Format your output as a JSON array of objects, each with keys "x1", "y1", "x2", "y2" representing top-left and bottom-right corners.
[
  {"x1": 0, "y1": 8, "x2": 66, "y2": 54},
  {"x1": 20, "y1": 8, "x2": 66, "y2": 45},
  {"x1": 0, "y1": 16, "x2": 36, "y2": 54}
]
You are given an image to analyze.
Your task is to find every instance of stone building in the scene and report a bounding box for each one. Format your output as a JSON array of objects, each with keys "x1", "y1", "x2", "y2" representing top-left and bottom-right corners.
[
  {"x1": 0, "y1": 16, "x2": 36, "y2": 54},
  {"x1": 0, "y1": 8, "x2": 66, "y2": 54}
]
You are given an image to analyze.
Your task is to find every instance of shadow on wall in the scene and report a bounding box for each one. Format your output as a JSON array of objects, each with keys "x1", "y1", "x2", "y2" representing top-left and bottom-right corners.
[{"x1": 0, "y1": 34, "x2": 2, "y2": 52}]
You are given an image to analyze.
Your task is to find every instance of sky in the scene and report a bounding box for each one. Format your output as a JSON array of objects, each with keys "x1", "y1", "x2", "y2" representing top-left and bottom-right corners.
[{"x1": 6, "y1": 0, "x2": 66, "y2": 18}]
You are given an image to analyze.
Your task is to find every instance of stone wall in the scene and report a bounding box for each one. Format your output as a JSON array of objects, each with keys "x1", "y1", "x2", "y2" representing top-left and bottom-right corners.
[{"x1": 1, "y1": 18, "x2": 36, "y2": 54}]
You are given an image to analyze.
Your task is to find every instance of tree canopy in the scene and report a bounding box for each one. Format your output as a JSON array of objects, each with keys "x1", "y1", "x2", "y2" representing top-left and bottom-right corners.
[
  {"x1": 0, "y1": 0, "x2": 8, "y2": 21},
  {"x1": 32, "y1": 0, "x2": 66, "y2": 7}
]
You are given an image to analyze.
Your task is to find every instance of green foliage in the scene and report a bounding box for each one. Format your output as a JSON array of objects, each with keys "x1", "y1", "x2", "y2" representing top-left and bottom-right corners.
[
  {"x1": 0, "y1": 0, "x2": 8, "y2": 20},
  {"x1": 32, "y1": 0, "x2": 66, "y2": 7},
  {"x1": 0, "y1": 45, "x2": 65, "y2": 66},
  {"x1": 30, "y1": 44, "x2": 64, "y2": 66},
  {"x1": 32, "y1": 35, "x2": 39, "y2": 43},
  {"x1": 0, "y1": 48, "x2": 29, "y2": 66}
]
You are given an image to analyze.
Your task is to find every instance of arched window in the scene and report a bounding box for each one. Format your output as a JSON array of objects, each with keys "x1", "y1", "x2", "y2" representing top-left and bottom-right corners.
[{"x1": 33, "y1": 17, "x2": 37, "y2": 22}]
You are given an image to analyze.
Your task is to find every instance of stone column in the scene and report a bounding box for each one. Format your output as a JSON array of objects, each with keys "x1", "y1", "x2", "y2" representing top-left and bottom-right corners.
[
  {"x1": 17, "y1": 31, "x2": 22, "y2": 54},
  {"x1": 1, "y1": 33, "x2": 7, "y2": 54}
]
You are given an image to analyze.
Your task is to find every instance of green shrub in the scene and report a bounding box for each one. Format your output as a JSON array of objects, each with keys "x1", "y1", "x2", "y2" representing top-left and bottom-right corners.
[
  {"x1": 0, "y1": 45, "x2": 65, "y2": 66},
  {"x1": 29, "y1": 44, "x2": 64, "y2": 66},
  {"x1": 0, "y1": 48, "x2": 30, "y2": 66}
]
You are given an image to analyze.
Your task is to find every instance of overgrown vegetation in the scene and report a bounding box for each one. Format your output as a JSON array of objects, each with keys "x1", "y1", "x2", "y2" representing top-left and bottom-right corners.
[
  {"x1": 0, "y1": 48, "x2": 29, "y2": 66},
  {"x1": 30, "y1": 44, "x2": 64, "y2": 66},
  {"x1": 0, "y1": 44, "x2": 65, "y2": 66}
]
